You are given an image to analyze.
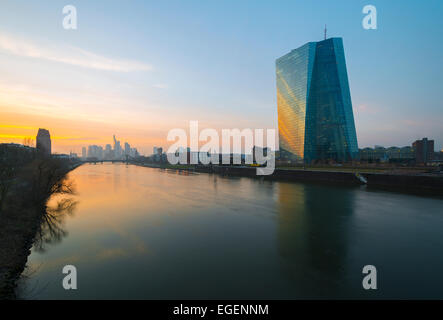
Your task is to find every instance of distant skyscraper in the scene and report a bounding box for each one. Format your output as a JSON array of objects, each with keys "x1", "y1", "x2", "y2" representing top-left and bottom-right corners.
[
  {"x1": 87, "y1": 145, "x2": 104, "y2": 160},
  {"x1": 82, "y1": 147, "x2": 86, "y2": 159},
  {"x1": 130, "y1": 148, "x2": 139, "y2": 157},
  {"x1": 113, "y1": 135, "x2": 122, "y2": 159},
  {"x1": 153, "y1": 147, "x2": 163, "y2": 162},
  {"x1": 87, "y1": 146, "x2": 93, "y2": 158},
  {"x1": 124, "y1": 142, "x2": 131, "y2": 156},
  {"x1": 105, "y1": 144, "x2": 113, "y2": 160},
  {"x1": 276, "y1": 37, "x2": 358, "y2": 163},
  {"x1": 36, "y1": 128, "x2": 51, "y2": 156}
]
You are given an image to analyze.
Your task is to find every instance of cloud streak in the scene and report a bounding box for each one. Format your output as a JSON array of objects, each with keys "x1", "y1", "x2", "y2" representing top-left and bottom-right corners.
[
  {"x1": 0, "y1": 32, "x2": 152, "y2": 72},
  {"x1": 153, "y1": 83, "x2": 168, "y2": 89}
]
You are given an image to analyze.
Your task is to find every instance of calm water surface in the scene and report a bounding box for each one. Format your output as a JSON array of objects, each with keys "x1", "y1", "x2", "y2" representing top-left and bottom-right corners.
[{"x1": 21, "y1": 163, "x2": 443, "y2": 299}]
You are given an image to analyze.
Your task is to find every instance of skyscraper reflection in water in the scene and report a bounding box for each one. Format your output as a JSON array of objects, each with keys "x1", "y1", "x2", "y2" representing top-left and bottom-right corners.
[{"x1": 276, "y1": 182, "x2": 358, "y2": 298}]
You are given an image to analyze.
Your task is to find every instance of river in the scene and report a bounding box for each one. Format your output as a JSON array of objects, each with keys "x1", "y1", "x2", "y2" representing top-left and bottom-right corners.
[{"x1": 20, "y1": 163, "x2": 443, "y2": 299}]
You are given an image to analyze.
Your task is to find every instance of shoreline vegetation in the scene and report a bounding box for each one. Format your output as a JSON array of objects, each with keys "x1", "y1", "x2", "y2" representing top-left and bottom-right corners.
[{"x1": 0, "y1": 144, "x2": 80, "y2": 299}]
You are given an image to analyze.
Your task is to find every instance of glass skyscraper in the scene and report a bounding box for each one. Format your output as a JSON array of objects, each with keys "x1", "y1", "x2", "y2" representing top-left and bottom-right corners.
[{"x1": 276, "y1": 37, "x2": 358, "y2": 163}]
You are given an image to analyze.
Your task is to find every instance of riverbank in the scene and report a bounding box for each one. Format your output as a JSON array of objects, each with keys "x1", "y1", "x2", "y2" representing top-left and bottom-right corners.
[
  {"x1": 135, "y1": 163, "x2": 443, "y2": 196},
  {"x1": 0, "y1": 159, "x2": 80, "y2": 299}
]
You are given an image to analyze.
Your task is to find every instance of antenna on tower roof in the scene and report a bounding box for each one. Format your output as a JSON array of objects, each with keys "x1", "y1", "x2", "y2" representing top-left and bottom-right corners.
[{"x1": 324, "y1": 24, "x2": 327, "y2": 40}]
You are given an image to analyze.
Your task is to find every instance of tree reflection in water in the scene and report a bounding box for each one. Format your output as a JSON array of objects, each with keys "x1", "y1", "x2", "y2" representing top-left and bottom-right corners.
[{"x1": 34, "y1": 184, "x2": 78, "y2": 253}]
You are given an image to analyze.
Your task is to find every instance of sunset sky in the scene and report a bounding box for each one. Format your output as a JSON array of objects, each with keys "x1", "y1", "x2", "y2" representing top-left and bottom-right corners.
[{"x1": 1, "y1": 0, "x2": 442, "y2": 154}]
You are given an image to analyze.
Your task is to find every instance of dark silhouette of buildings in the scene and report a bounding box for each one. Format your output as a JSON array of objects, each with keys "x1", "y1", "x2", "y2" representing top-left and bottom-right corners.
[{"x1": 36, "y1": 128, "x2": 51, "y2": 156}]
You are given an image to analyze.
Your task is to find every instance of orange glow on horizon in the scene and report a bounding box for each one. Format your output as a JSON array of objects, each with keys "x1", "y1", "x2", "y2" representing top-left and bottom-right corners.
[{"x1": 0, "y1": 107, "x2": 168, "y2": 154}]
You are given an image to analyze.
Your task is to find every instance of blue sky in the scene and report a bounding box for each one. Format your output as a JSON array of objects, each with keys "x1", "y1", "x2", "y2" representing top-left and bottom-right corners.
[{"x1": 0, "y1": 0, "x2": 442, "y2": 153}]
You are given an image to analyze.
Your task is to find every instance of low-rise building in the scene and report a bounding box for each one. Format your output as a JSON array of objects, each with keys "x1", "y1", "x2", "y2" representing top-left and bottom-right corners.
[{"x1": 359, "y1": 146, "x2": 414, "y2": 163}]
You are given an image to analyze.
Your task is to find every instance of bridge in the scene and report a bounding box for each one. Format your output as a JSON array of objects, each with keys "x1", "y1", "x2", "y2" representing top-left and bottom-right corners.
[{"x1": 82, "y1": 155, "x2": 138, "y2": 165}]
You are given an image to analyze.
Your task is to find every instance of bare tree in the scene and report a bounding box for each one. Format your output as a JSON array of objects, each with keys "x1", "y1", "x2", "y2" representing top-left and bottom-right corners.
[
  {"x1": 27, "y1": 158, "x2": 76, "y2": 205},
  {"x1": 34, "y1": 197, "x2": 78, "y2": 252},
  {"x1": 0, "y1": 164, "x2": 15, "y2": 214},
  {"x1": 22, "y1": 137, "x2": 34, "y2": 147}
]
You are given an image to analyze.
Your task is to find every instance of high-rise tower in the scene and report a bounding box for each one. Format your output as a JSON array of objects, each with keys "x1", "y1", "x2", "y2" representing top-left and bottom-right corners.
[
  {"x1": 276, "y1": 37, "x2": 358, "y2": 163},
  {"x1": 36, "y1": 128, "x2": 51, "y2": 156}
]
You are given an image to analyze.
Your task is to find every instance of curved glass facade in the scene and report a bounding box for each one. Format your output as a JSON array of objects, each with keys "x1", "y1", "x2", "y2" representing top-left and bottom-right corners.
[{"x1": 276, "y1": 38, "x2": 358, "y2": 163}]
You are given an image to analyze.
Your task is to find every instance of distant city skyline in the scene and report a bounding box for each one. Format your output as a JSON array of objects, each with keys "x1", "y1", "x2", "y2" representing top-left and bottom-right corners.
[
  {"x1": 78, "y1": 134, "x2": 140, "y2": 160},
  {"x1": 0, "y1": 0, "x2": 442, "y2": 154}
]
